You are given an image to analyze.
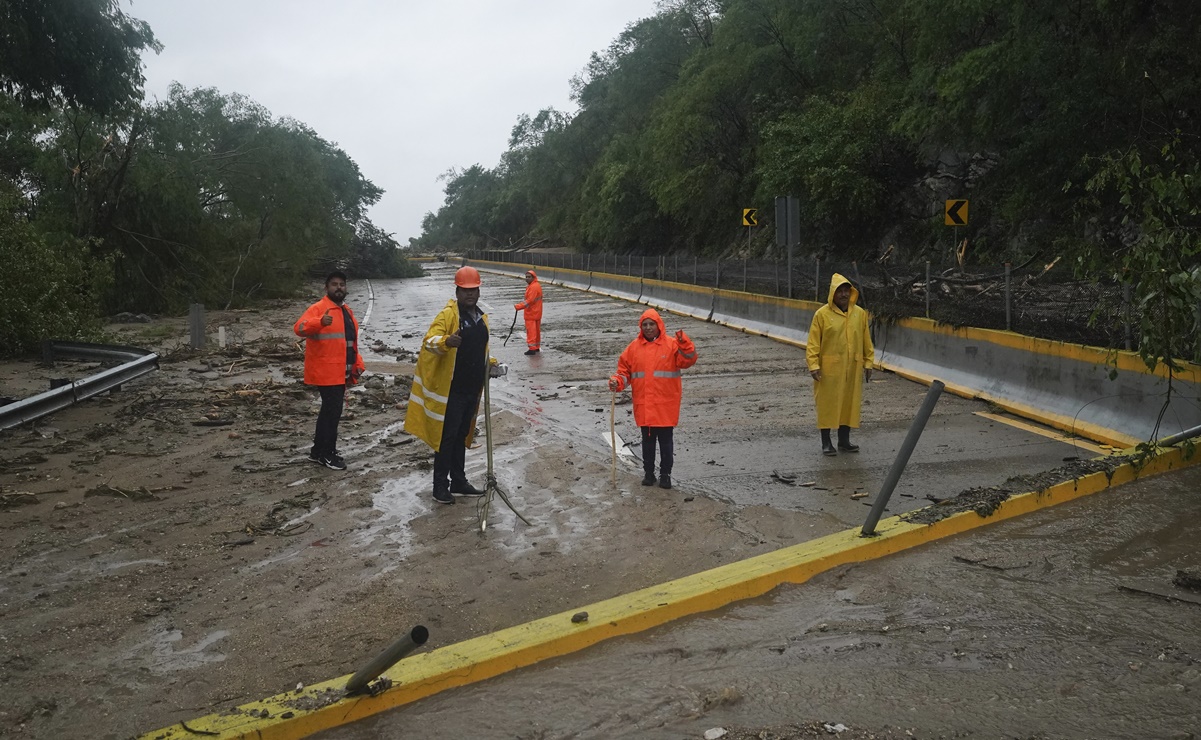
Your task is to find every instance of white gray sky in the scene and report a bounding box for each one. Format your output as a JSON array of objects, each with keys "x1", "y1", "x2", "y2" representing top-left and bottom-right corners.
[{"x1": 132, "y1": 0, "x2": 661, "y2": 245}]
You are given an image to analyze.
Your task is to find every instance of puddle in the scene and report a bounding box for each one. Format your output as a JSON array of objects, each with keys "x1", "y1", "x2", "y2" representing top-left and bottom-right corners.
[
  {"x1": 125, "y1": 629, "x2": 231, "y2": 674},
  {"x1": 101, "y1": 558, "x2": 168, "y2": 572}
]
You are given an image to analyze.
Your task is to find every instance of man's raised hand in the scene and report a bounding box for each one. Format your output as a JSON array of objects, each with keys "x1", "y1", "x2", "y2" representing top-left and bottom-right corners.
[
  {"x1": 320, "y1": 308, "x2": 334, "y2": 326},
  {"x1": 445, "y1": 329, "x2": 462, "y2": 348}
]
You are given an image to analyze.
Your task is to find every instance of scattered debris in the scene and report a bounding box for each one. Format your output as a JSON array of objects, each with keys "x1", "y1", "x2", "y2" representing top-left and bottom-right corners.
[
  {"x1": 571, "y1": 611, "x2": 589, "y2": 623},
  {"x1": 85, "y1": 484, "x2": 160, "y2": 502},
  {"x1": 0, "y1": 491, "x2": 39, "y2": 508},
  {"x1": 1174, "y1": 570, "x2": 1201, "y2": 592},
  {"x1": 1120, "y1": 580, "x2": 1201, "y2": 606},
  {"x1": 952, "y1": 555, "x2": 1030, "y2": 571},
  {"x1": 850, "y1": 492, "x2": 868, "y2": 500},
  {"x1": 770, "y1": 470, "x2": 797, "y2": 485}
]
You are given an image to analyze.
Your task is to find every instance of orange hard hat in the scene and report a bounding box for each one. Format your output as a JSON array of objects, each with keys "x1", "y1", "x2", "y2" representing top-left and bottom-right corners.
[{"x1": 454, "y1": 266, "x2": 481, "y2": 288}]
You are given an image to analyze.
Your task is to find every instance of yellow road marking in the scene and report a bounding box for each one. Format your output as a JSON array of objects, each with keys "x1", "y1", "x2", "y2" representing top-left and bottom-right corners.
[{"x1": 973, "y1": 411, "x2": 1111, "y2": 455}]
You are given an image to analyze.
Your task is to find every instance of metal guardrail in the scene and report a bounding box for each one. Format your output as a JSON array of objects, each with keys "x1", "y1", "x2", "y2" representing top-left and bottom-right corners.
[{"x1": 0, "y1": 341, "x2": 159, "y2": 431}]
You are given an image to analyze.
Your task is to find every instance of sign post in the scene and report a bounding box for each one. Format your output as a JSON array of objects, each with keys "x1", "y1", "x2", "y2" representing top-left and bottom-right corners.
[
  {"x1": 945, "y1": 199, "x2": 969, "y2": 270},
  {"x1": 742, "y1": 208, "x2": 758, "y2": 292},
  {"x1": 775, "y1": 196, "x2": 800, "y2": 299}
]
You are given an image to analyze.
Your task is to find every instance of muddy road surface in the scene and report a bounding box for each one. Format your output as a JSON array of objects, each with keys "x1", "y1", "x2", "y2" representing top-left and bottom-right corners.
[
  {"x1": 322, "y1": 467, "x2": 1201, "y2": 740},
  {"x1": 1, "y1": 265, "x2": 1112, "y2": 738}
]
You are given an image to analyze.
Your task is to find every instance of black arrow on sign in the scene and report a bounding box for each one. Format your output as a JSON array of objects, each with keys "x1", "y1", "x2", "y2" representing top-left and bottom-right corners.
[{"x1": 946, "y1": 200, "x2": 968, "y2": 226}]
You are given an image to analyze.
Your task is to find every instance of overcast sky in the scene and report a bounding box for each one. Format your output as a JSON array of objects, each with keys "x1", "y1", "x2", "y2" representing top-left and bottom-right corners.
[{"x1": 132, "y1": 0, "x2": 660, "y2": 245}]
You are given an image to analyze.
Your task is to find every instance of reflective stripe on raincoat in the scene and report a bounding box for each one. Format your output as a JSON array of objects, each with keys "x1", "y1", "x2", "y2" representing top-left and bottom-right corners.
[
  {"x1": 404, "y1": 299, "x2": 491, "y2": 452},
  {"x1": 611, "y1": 308, "x2": 698, "y2": 427},
  {"x1": 293, "y1": 296, "x2": 365, "y2": 386},
  {"x1": 806, "y1": 273, "x2": 874, "y2": 429}
]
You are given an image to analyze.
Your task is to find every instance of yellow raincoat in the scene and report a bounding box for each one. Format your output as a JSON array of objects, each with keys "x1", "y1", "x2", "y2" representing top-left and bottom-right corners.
[
  {"x1": 404, "y1": 299, "x2": 491, "y2": 452},
  {"x1": 806, "y1": 273, "x2": 874, "y2": 429}
]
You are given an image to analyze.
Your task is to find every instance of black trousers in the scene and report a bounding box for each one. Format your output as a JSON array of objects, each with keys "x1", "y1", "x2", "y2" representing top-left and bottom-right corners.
[
  {"x1": 433, "y1": 392, "x2": 480, "y2": 492},
  {"x1": 312, "y1": 384, "x2": 345, "y2": 457},
  {"x1": 641, "y1": 426, "x2": 674, "y2": 476}
]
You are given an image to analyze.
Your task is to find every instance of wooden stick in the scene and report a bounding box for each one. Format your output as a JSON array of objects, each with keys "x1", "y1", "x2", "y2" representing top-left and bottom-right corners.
[{"x1": 610, "y1": 392, "x2": 617, "y2": 486}]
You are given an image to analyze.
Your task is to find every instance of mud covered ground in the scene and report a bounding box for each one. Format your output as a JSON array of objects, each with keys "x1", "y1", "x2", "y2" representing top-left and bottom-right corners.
[
  {"x1": 0, "y1": 290, "x2": 838, "y2": 739},
  {"x1": 0, "y1": 270, "x2": 1148, "y2": 740}
]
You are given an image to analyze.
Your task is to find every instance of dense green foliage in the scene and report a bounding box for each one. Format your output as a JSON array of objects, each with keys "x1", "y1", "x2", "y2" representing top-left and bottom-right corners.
[
  {"x1": 0, "y1": 0, "x2": 159, "y2": 114},
  {"x1": 415, "y1": 0, "x2": 1201, "y2": 368},
  {"x1": 0, "y1": 2, "x2": 414, "y2": 357},
  {"x1": 418, "y1": 0, "x2": 1201, "y2": 262}
]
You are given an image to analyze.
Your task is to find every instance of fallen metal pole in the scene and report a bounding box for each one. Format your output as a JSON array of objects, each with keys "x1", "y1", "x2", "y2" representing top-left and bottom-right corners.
[
  {"x1": 1156, "y1": 422, "x2": 1201, "y2": 449},
  {"x1": 862, "y1": 380, "x2": 945, "y2": 536},
  {"x1": 345, "y1": 626, "x2": 429, "y2": 695}
]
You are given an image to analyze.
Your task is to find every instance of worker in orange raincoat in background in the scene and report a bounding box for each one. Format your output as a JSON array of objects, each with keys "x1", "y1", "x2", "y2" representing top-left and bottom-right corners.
[
  {"x1": 514, "y1": 270, "x2": 543, "y2": 355},
  {"x1": 293, "y1": 270, "x2": 366, "y2": 471},
  {"x1": 608, "y1": 308, "x2": 698, "y2": 490},
  {"x1": 806, "y1": 273, "x2": 874, "y2": 456}
]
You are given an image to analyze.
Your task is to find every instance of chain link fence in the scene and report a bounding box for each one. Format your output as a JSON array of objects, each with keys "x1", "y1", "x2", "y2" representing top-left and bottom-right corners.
[{"x1": 471, "y1": 250, "x2": 1137, "y2": 350}]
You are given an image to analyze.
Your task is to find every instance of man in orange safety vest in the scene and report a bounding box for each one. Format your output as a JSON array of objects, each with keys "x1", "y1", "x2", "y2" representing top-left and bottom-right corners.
[{"x1": 293, "y1": 271, "x2": 366, "y2": 470}]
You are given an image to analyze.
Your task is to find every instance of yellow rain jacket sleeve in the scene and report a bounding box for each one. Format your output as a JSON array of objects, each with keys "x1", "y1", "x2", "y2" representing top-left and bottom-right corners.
[
  {"x1": 806, "y1": 273, "x2": 874, "y2": 429},
  {"x1": 403, "y1": 300, "x2": 491, "y2": 452}
]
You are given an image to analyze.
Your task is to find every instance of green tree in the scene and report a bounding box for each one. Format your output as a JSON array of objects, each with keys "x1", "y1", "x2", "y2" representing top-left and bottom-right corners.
[
  {"x1": 0, "y1": 180, "x2": 110, "y2": 356},
  {"x1": 0, "y1": 0, "x2": 160, "y2": 114}
]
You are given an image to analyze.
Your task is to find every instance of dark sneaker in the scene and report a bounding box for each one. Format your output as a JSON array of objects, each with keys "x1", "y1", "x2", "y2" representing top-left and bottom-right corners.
[
  {"x1": 837, "y1": 442, "x2": 860, "y2": 453},
  {"x1": 524, "y1": 349, "x2": 539, "y2": 356},
  {"x1": 319, "y1": 454, "x2": 347, "y2": 470},
  {"x1": 449, "y1": 481, "x2": 485, "y2": 496},
  {"x1": 433, "y1": 489, "x2": 455, "y2": 505},
  {"x1": 822, "y1": 442, "x2": 837, "y2": 457},
  {"x1": 658, "y1": 475, "x2": 672, "y2": 490},
  {"x1": 307, "y1": 451, "x2": 321, "y2": 464},
  {"x1": 641, "y1": 472, "x2": 656, "y2": 486}
]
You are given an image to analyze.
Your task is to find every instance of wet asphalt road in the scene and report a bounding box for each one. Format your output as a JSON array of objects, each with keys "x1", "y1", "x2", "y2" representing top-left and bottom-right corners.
[
  {"x1": 362, "y1": 265, "x2": 1091, "y2": 527},
  {"x1": 311, "y1": 267, "x2": 1199, "y2": 739},
  {"x1": 322, "y1": 466, "x2": 1201, "y2": 740}
]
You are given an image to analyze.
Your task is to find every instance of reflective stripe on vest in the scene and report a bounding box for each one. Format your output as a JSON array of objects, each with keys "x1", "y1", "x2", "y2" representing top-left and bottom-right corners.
[{"x1": 653, "y1": 370, "x2": 681, "y2": 378}]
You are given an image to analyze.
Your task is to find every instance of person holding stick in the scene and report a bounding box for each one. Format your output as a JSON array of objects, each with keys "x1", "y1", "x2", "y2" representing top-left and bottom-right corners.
[
  {"x1": 607, "y1": 308, "x2": 697, "y2": 490},
  {"x1": 405, "y1": 266, "x2": 503, "y2": 505},
  {"x1": 513, "y1": 269, "x2": 543, "y2": 355}
]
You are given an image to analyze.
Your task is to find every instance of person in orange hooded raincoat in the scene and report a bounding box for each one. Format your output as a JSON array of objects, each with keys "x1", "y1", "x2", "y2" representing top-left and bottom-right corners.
[
  {"x1": 806, "y1": 273, "x2": 873, "y2": 456},
  {"x1": 608, "y1": 308, "x2": 698, "y2": 489},
  {"x1": 293, "y1": 271, "x2": 366, "y2": 470},
  {"x1": 513, "y1": 269, "x2": 543, "y2": 355}
]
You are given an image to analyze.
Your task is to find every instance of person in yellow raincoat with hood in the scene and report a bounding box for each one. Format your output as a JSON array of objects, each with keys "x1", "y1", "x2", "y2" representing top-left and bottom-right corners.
[
  {"x1": 806, "y1": 273, "x2": 874, "y2": 456},
  {"x1": 404, "y1": 266, "x2": 503, "y2": 505}
]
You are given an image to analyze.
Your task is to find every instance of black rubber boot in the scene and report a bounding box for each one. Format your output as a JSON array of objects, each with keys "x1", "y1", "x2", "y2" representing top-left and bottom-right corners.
[
  {"x1": 821, "y1": 429, "x2": 837, "y2": 456},
  {"x1": 837, "y1": 425, "x2": 859, "y2": 453},
  {"x1": 641, "y1": 471, "x2": 657, "y2": 486}
]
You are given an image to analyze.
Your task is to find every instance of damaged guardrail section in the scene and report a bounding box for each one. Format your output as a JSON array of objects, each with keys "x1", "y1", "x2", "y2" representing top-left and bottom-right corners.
[
  {"x1": 0, "y1": 341, "x2": 159, "y2": 431},
  {"x1": 471, "y1": 259, "x2": 1201, "y2": 447}
]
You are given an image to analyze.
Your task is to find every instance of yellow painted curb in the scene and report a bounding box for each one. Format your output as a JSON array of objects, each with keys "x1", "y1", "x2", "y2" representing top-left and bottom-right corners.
[{"x1": 139, "y1": 444, "x2": 1199, "y2": 740}]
